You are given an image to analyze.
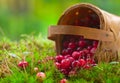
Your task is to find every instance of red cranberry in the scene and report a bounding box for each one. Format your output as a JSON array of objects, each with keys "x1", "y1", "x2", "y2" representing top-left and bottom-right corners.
[
  {"x1": 62, "y1": 49, "x2": 68, "y2": 55},
  {"x1": 18, "y1": 61, "x2": 28, "y2": 68},
  {"x1": 61, "y1": 59, "x2": 71, "y2": 69},
  {"x1": 68, "y1": 42, "x2": 76, "y2": 49},
  {"x1": 93, "y1": 41, "x2": 98, "y2": 47},
  {"x1": 84, "y1": 65, "x2": 91, "y2": 69},
  {"x1": 68, "y1": 57, "x2": 75, "y2": 63},
  {"x1": 79, "y1": 59, "x2": 86, "y2": 67},
  {"x1": 64, "y1": 54, "x2": 71, "y2": 59},
  {"x1": 79, "y1": 51, "x2": 85, "y2": 58},
  {"x1": 87, "y1": 46, "x2": 93, "y2": 50},
  {"x1": 78, "y1": 40, "x2": 86, "y2": 47},
  {"x1": 60, "y1": 69, "x2": 69, "y2": 75},
  {"x1": 55, "y1": 62, "x2": 61, "y2": 69},
  {"x1": 66, "y1": 48, "x2": 73, "y2": 55},
  {"x1": 72, "y1": 60, "x2": 80, "y2": 68},
  {"x1": 90, "y1": 47, "x2": 97, "y2": 54},
  {"x1": 55, "y1": 55, "x2": 64, "y2": 63},
  {"x1": 60, "y1": 78, "x2": 68, "y2": 83},
  {"x1": 87, "y1": 53, "x2": 93, "y2": 57},
  {"x1": 36, "y1": 72, "x2": 46, "y2": 81},
  {"x1": 83, "y1": 49, "x2": 89, "y2": 54},
  {"x1": 69, "y1": 38, "x2": 75, "y2": 42},
  {"x1": 63, "y1": 41, "x2": 69, "y2": 48},
  {"x1": 86, "y1": 58, "x2": 95, "y2": 64},
  {"x1": 72, "y1": 51, "x2": 80, "y2": 60},
  {"x1": 76, "y1": 47, "x2": 83, "y2": 51}
]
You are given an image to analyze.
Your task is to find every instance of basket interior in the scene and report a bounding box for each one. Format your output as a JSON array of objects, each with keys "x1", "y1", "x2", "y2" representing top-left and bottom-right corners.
[{"x1": 58, "y1": 7, "x2": 100, "y2": 29}]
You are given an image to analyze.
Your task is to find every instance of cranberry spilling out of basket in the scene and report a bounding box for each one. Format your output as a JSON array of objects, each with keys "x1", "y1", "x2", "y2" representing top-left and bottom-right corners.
[{"x1": 55, "y1": 35, "x2": 98, "y2": 75}]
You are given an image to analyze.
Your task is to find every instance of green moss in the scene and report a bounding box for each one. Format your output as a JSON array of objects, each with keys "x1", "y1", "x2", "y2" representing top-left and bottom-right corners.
[{"x1": 0, "y1": 34, "x2": 120, "y2": 83}]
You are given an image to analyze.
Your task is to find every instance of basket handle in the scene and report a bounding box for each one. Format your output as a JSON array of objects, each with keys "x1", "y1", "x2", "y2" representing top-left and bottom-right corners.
[{"x1": 48, "y1": 25, "x2": 114, "y2": 41}]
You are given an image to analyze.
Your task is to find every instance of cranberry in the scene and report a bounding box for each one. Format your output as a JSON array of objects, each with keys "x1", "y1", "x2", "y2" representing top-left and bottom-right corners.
[
  {"x1": 93, "y1": 41, "x2": 98, "y2": 47},
  {"x1": 86, "y1": 58, "x2": 95, "y2": 64},
  {"x1": 87, "y1": 53, "x2": 93, "y2": 57},
  {"x1": 87, "y1": 46, "x2": 93, "y2": 50},
  {"x1": 83, "y1": 49, "x2": 89, "y2": 54},
  {"x1": 60, "y1": 78, "x2": 68, "y2": 83},
  {"x1": 78, "y1": 40, "x2": 86, "y2": 47},
  {"x1": 68, "y1": 42, "x2": 76, "y2": 49},
  {"x1": 60, "y1": 69, "x2": 69, "y2": 75},
  {"x1": 55, "y1": 55, "x2": 64, "y2": 63},
  {"x1": 72, "y1": 60, "x2": 80, "y2": 68},
  {"x1": 55, "y1": 62, "x2": 61, "y2": 69},
  {"x1": 61, "y1": 59, "x2": 71, "y2": 69},
  {"x1": 72, "y1": 51, "x2": 80, "y2": 60},
  {"x1": 69, "y1": 38, "x2": 75, "y2": 42},
  {"x1": 34, "y1": 67, "x2": 39, "y2": 72},
  {"x1": 90, "y1": 47, "x2": 97, "y2": 54},
  {"x1": 79, "y1": 51, "x2": 85, "y2": 58},
  {"x1": 63, "y1": 41, "x2": 69, "y2": 48},
  {"x1": 36, "y1": 72, "x2": 46, "y2": 81},
  {"x1": 62, "y1": 49, "x2": 68, "y2": 55},
  {"x1": 69, "y1": 70, "x2": 76, "y2": 77},
  {"x1": 68, "y1": 57, "x2": 75, "y2": 63},
  {"x1": 76, "y1": 47, "x2": 83, "y2": 51},
  {"x1": 79, "y1": 59, "x2": 86, "y2": 67},
  {"x1": 84, "y1": 65, "x2": 91, "y2": 69},
  {"x1": 64, "y1": 54, "x2": 71, "y2": 59},
  {"x1": 18, "y1": 61, "x2": 28, "y2": 68},
  {"x1": 66, "y1": 48, "x2": 73, "y2": 55}
]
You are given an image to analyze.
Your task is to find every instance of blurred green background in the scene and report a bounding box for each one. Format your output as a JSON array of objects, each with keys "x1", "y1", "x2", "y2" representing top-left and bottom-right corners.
[{"x1": 0, "y1": 0, "x2": 120, "y2": 40}]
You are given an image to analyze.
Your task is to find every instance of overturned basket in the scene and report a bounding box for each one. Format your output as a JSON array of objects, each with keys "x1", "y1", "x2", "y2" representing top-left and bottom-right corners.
[{"x1": 48, "y1": 3, "x2": 120, "y2": 63}]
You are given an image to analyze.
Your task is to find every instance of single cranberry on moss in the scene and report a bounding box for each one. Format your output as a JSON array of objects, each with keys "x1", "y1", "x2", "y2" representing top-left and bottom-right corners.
[
  {"x1": 34, "y1": 67, "x2": 39, "y2": 72},
  {"x1": 60, "y1": 78, "x2": 68, "y2": 83},
  {"x1": 18, "y1": 60, "x2": 28, "y2": 68},
  {"x1": 36, "y1": 72, "x2": 46, "y2": 82}
]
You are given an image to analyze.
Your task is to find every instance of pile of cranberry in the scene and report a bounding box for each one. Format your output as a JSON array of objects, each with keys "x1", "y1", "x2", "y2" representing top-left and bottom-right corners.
[{"x1": 55, "y1": 35, "x2": 98, "y2": 76}]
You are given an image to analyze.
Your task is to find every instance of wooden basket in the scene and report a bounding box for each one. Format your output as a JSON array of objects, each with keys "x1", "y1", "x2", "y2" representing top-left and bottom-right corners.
[{"x1": 48, "y1": 3, "x2": 120, "y2": 63}]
